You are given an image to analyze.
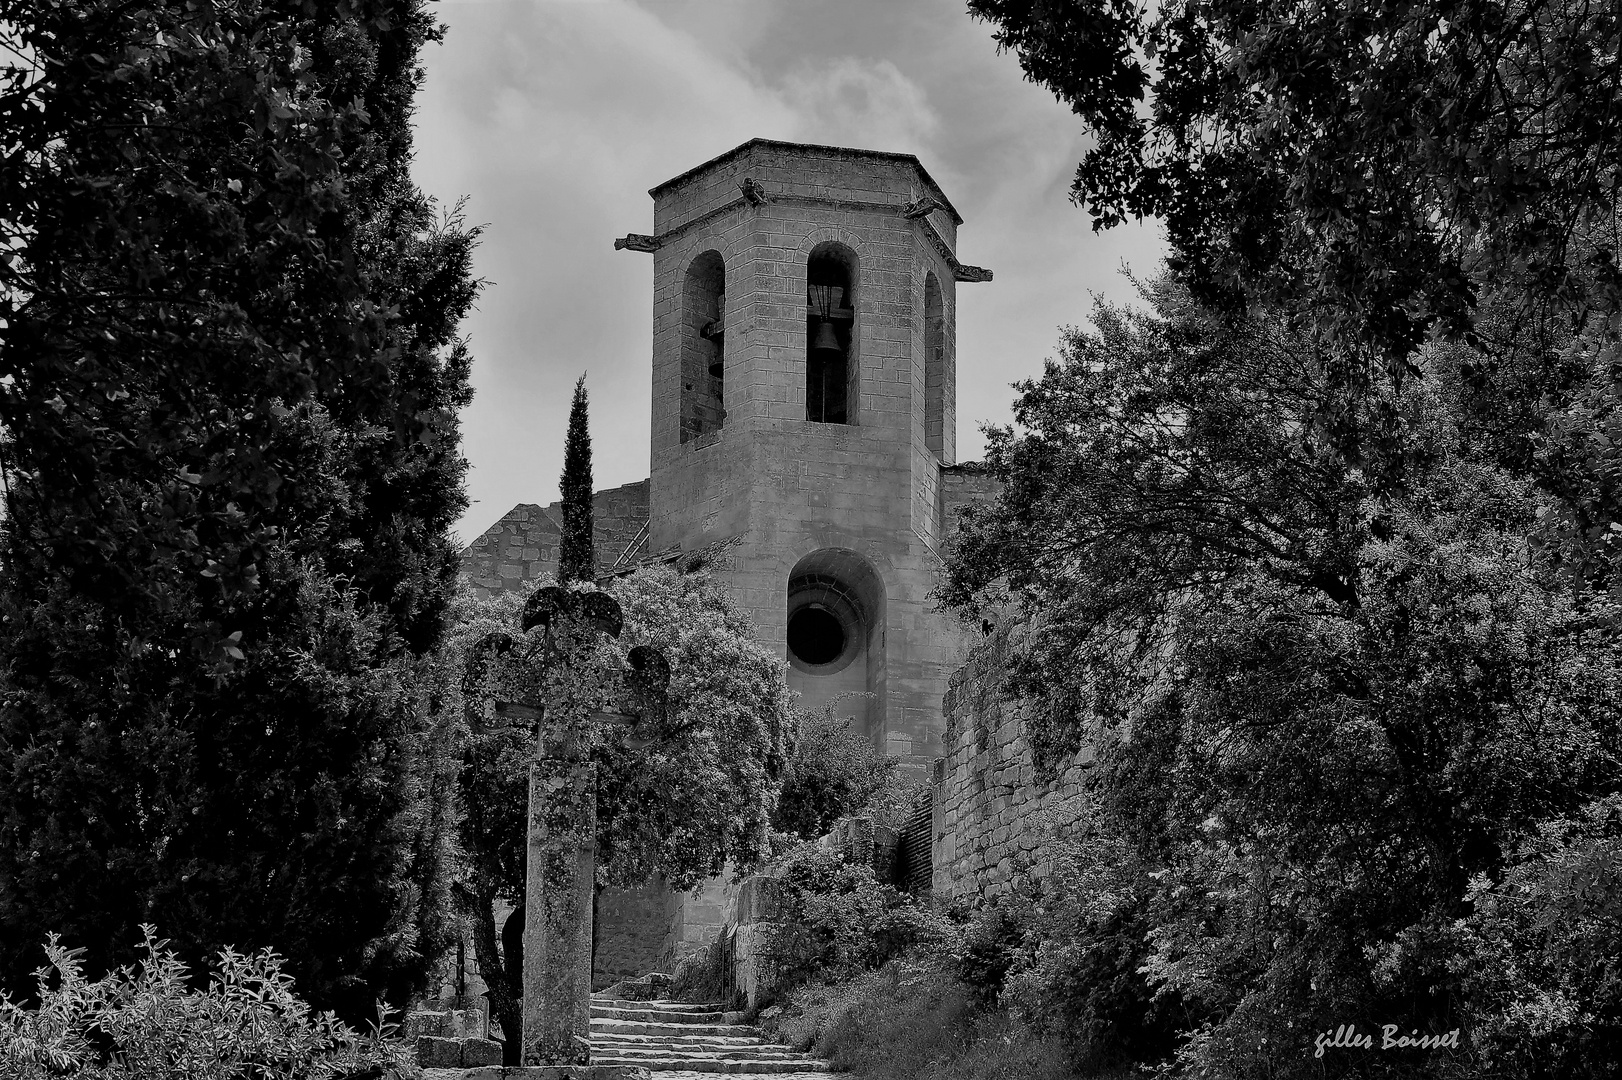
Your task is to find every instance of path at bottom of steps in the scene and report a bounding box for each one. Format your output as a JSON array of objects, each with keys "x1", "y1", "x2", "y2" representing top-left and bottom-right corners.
[{"x1": 421, "y1": 997, "x2": 841, "y2": 1079}]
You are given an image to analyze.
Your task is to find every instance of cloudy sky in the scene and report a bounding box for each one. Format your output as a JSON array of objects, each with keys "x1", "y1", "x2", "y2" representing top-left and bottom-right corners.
[{"x1": 413, "y1": 0, "x2": 1165, "y2": 544}]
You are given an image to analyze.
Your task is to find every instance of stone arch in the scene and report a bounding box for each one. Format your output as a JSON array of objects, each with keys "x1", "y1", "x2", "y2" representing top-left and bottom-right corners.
[
  {"x1": 924, "y1": 270, "x2": 945, "y2": 458},
  {"x1": 681, "y1": 249, "x2": 726, "y2": 443},
  {"x1": 805, "y1": 241, "x2": 858, "y2": 425},
  {"x1": 785, "y1": 547, "x2": 887, "y2": 738}
]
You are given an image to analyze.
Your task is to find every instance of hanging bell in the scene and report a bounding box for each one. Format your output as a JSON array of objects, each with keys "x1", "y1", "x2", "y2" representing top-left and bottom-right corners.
[{"x1": 811, "y1": 318, "x2": 841, "y2": 358}]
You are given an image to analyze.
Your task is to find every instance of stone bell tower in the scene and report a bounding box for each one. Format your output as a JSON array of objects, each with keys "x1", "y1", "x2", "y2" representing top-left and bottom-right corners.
[{"x1": 616, "y1": 139, "x2": 993, "y2": 770}]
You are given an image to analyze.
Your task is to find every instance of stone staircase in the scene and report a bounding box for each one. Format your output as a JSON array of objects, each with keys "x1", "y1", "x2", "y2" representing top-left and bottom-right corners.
[{"x1": 590, "y1": 998, "x2": 837, "y2": 1076}]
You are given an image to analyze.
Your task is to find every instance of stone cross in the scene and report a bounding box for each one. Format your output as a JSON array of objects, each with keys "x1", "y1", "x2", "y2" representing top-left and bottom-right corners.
[{"x1": 463, "y1": 586, "x2": 670, "y2": 1067}]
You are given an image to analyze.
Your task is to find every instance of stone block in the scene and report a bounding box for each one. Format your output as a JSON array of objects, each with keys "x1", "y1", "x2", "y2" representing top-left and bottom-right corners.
[
  {"x1": 416, "y1": 1035, "x2": 462, "y2": 1068},
  {"x1": 404, "y1": 1010, "x2": 452, "y2": 1039},
  {"x1": 461, "y1": 1037, "x2": 504, "y2": 1066}
]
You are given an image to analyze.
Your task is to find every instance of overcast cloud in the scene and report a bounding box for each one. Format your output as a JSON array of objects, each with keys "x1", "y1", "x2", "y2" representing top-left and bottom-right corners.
[{"x1": 413, "y1": 0, "x2": 1165, "y2": 543}]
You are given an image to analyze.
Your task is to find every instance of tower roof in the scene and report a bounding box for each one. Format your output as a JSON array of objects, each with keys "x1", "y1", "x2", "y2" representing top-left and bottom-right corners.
[{"x1": 649, "y1": 138, "x2": 964, "y2": 226}]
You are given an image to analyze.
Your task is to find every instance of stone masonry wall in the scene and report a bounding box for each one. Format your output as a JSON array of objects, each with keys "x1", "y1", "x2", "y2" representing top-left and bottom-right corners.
[
  {"x1": 938, "y1": 461, "x2": 1001, "y2": 538},
  {"x1": 593, "y1": 876, "x2": 671, "y2": 989},
  {"x1": 459, "y1": 479, "x2": 650, "y2": 597},
  {"x1": 931, "y1": 620, "x2": 1095, "y2": 904}
]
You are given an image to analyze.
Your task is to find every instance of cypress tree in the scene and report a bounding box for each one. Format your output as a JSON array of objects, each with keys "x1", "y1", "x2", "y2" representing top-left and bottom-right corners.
[
  {"x1": 0, "y1": 0, "x2": 477, "y2": 1018},
  {"x1": 558, "y1": 374, "x2": 594, "y2": 583}
]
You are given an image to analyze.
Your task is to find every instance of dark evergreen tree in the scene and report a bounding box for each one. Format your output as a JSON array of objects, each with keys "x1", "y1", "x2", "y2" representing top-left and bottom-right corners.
[
  {"x1": 0, "y1": 0, "x2": 478, "y2": 1019},
  {"x1": 558, "y1": 374, "x2": 594, "y2": 583}
]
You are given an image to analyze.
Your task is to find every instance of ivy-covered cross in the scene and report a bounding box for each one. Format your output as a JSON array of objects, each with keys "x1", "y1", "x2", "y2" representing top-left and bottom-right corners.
[{"x1": 461, "y1": 585, "x2": 671, "y2": 1068}]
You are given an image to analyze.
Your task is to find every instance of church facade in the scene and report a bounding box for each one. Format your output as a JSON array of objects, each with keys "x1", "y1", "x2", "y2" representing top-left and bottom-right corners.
[
  {"x1": 458, "y1": 139, "x2": 1000, "y2": 985},
  {"x1": 463, "y1": 138, "x2": 998, "y2": 772}
]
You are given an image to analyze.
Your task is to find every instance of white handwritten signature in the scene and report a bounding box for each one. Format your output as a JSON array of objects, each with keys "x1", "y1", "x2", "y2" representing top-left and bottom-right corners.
[{"x1": 1314, "y1": 1024, "x2": 1461, "y2": 1057}]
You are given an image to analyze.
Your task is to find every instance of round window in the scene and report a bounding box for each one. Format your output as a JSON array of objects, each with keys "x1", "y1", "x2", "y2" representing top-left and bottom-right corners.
[{"x1": 787, "y1": 605, "x2": 846, "y2": 667}]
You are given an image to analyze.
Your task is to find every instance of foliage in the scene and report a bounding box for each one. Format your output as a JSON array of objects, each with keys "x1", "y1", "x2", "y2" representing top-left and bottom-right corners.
[
  {"x1": 942, "y1": 277, "x2": 1371, "y2": 764},
  {"x1": 991, "y1": 834, "x2": 1199, "y2": 1070},
  {"x1": 762, "y1": 959, "x2": 1089, "y2": 1080},
  {"x1": 0, "y1": 0, "x2": 478, "y2": 1020},
  {"x1": 447, "y1": 568, "x2": 792, "y2": 1051},
  {"x1": 0, "y1": 928, "x2": 414, "y2": 1080},
  {"x1": 557, "y1": 375, "x2": 594, "y2": 584},
  {"x1": 764, "y1": 843, "x2": 954, "y2": 990},
  {"x1": 1414, "y1": 795, "x2": 1622, "y2": 1080},
  {"x1": 431, "y1": 587, "x2": 525, "y2": 1054},
  {"x1": 943, "y1": 278, "x2": 1622, "y2": 1077},
  {"x1": 772, "y1": 704, "x2": 898, "y2": 840},
  {"x1": 595, "y1": 567, "x2": 794, "y2": 887},
  {"x1": 968, "y1": 0, "x2": 1621, "y2": 384}
]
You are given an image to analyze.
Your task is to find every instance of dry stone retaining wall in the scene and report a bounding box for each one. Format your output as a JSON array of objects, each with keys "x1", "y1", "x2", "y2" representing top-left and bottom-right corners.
[{"x1": 930, "y1": 621, "x2": 1095, "y2": 904}]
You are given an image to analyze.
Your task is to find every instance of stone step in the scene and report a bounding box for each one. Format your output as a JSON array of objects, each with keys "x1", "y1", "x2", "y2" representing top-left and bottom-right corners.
[
  {"x1": 622, "y1": 1070, "x2": 836, "y2": 1076},
  {"x1": 592, "y1": 1018, "x2": 759, "y2": 1039},
  {"x1": 594, "y1": 1034, "x2": 769, "y2": 1050},
  {"x1": 592, "y1": 999, "x2": 731, "y2": 1014},
  {"x1": 594, "y1": 1045, "x2": 807, "y2": 1061},
  {"x1": 591, "y1": 1057, "x2": 833, "y2": 1074},
  {"x1": 594, "y1": 1005, "x2": 728, "y2": 1024}
]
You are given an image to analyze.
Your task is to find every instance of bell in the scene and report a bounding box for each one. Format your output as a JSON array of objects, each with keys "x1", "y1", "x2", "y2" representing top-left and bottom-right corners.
[{"x1": 811, "y1": 318, "x2": 841, "y2": 357}]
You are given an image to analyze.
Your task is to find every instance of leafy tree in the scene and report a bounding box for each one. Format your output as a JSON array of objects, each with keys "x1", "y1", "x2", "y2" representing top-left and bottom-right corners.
[
  {"x1": 969, "y1": 1, "x2": 1622, "y2": 590},
  {"x1": 944, "y1": 280, "x2": 1622, "y2": 1076},
  {"x1": 0, "y1": 0, "x2": 478, "y2": 1019},
  {"x1": 968, "y1": 0, "x2": 1621, "y2": 376},
  {"x1": 558, "y1": 375, "x2": 593, "y2": 584},
  {"x1": 942, "y1": 277, "x2": 1372, "y2": 762},
  {"x1": 448, "y1": 568, "x2": 792, "y2": 1054}
]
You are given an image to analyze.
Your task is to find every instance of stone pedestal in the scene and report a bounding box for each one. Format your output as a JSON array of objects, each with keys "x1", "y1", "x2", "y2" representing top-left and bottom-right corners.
[{"x1": 522, "y1": 754, "x2": 597, "y2": 1066}]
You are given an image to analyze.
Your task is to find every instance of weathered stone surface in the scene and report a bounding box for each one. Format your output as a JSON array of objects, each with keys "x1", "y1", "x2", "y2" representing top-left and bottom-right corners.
[
  {"x1": 595, "y1": 970, "x2": 673, "y2": 1001},
  {"x1": 458, "y1": 480, "x2": 652, "y2": 597},
  {"x1": 462, "y1": 1038, "x2": 505, "y2": 1067},
  {"x1": 456, "y1": 1068, "x2": 652, "y2": 1080},
  {"x1": 418, "y1": 1035, "x2": 464, "y2": 1068},
  {"x1": 522, "y1": 756, "x2": 597, "y2": 1066},
  {"x1": 406, "y1": 1010, "x2": 455, "y2": 1039},
  {"x1": 930, "y1": 619, "x2": 1096, "y2": 904}
]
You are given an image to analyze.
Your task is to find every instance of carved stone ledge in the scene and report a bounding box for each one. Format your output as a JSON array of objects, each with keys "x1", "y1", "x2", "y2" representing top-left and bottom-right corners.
[{"x1": 953, "y1": 263, "x2": 994, "y2": 283}]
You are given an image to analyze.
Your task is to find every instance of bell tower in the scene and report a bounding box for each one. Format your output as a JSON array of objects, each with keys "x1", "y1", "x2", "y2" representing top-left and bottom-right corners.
[{"x1": 616, "y1": 139, "x2": 992, "y2": 768}]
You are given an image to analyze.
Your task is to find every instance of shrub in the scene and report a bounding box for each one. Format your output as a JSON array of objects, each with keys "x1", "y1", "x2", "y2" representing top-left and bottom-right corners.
[
  {"x1": 669, "y1": 940, "x2": 735, "y2": 1007},
  {"x1": 964, "y1": 834, "x2": 1195, "y2": 1072},
  {"x1": 765, "y1": 843, "x2": 955, "y2": 990},
  {"x1": 0, "y1": 928, "x2": 414, "y2": 1080},
  {"x1": 773, "y1": 704, "x2": 896, "y2": 840},
  {"x1": 951, "y1": 896, "x2": 1031, "y2": 1008},
  {"x1": 763, "y1": 959, "x2": 1086, "y2": 1080}
]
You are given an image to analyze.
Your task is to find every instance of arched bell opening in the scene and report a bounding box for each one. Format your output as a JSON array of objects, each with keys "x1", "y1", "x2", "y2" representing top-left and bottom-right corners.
[
  {"x1": 681, "y1": 250, "x2": 725, "y2": 443},
  {"x1": 805, "y1": 243, "x2": 857, "y2": 425},
  {"x1": 785, "y1": 548, "x2": 886, "y2": 737},
  {"x1": 924, "y1": 270, "x2": 945, "y2": 459}
]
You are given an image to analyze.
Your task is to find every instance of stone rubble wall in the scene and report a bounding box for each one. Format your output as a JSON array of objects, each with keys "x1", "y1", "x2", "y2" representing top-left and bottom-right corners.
[
  {"x1": 459, "y1": 479, "x2": 651, "y2": 597},
  {"x1": 930, "y1": 620, "x2": 1095, "y2": 904}
]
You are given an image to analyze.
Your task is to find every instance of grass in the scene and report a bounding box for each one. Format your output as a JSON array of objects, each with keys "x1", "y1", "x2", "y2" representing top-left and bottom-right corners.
[{"x1": 757, "y1": 959, "x2": 1132, "y2": 1080}]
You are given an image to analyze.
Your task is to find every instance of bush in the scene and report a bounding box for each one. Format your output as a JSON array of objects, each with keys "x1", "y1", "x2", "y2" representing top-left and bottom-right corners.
[
  {"x1": 764, "y1": 844, "x2": 955, "y2": 991},
  {"x1": 1359, "y1": 795, "x2": 1622, "y2": 1080},
  {"x1": 773, "y1": 705, "x2": 896, "y2": 840},
  {"x1": 0, "y1": 928, "x2": 414, "y2": 1080},
  {"x1": 669, "y1": 940, "x2": 735, "y2": 1007},
  {"x1": 949, "y1": 836, "x2": 1195, "y2": 1072},
  {"x1": 762, "y1": 959, "x2": 1088, "y2": 1080}
]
